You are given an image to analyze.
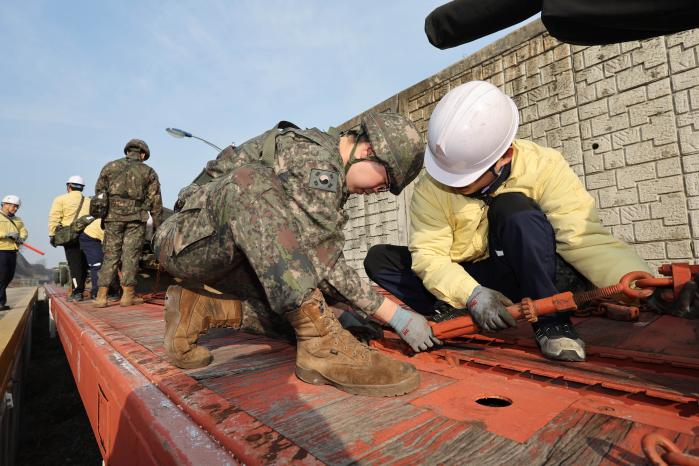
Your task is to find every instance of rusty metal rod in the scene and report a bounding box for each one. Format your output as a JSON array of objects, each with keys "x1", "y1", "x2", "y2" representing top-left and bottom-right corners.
[{"x1": 430, "y1": 271, "x2": 654, "y2": 340}]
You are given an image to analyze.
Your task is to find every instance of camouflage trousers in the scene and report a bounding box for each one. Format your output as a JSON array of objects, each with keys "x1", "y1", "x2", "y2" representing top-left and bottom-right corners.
[
  {"x1": 98, "y1": 221, "x2": 146, "y2": 287},
  {"x1": 153, "y1": 164, "x2": 318, "y2": 315}
]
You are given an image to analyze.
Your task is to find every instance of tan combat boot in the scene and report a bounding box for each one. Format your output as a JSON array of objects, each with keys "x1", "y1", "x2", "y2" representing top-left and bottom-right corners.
[
  {"x1": 163, "y1": 285, "x2": 243, "y2": 369},
  {"x1": 120, "y1": 286, "x2": 144, "y2": 307},
  {"x1": 286, "y1": 289, "x2": 420, "y2": 397},
  {"x1": 93, "y1": 287, "x2": 109, "y2": 308}
]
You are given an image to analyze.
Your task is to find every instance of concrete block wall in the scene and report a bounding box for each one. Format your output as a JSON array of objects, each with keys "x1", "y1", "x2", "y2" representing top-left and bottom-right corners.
[{"x1": 340, "y1": 20, "x2": 699, "y2": 279}]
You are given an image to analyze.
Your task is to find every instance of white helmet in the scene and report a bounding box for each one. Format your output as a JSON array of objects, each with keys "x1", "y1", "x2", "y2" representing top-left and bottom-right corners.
[
  {"x1": 2, "y1": 194, "x2": 21, "y2": 207},
  {"x1": 66, "y1": 175, "x2": 85, "y2": 186},
  {"x1": 424, "y1": 80, "x2": 519, "y2": 187}
]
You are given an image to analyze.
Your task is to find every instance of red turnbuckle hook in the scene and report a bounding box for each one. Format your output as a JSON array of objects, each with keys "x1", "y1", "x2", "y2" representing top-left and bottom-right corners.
[
  {"x1": 572, "y1": 271, "x2": 654, "y2": 305},
  {"x1": 430, "y1": 271, "x2": 656, "y2": 340},
  {"x1": 642, "y1": 433, "x2": 699, "y2": 466}
]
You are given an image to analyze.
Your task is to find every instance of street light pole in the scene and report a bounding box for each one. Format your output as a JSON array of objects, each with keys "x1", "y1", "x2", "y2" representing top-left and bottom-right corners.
[{"x1": 165, "y1": 127, "x2": 223, "y2": 152}]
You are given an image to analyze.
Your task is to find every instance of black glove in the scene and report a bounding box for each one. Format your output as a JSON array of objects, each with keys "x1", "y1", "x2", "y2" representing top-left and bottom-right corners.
[
  {"x1": 49, "y1": 236, "x2": 56, "y2": 247},
  {"x1": 644, "y1": 275, "x2": 699, "y2": 319},
  {"x1": 467, "y1": 286, "x2": 518, "y2": 332},
  {"x1": 337, "y1": 309, "x2": 384, "y2": 343}
]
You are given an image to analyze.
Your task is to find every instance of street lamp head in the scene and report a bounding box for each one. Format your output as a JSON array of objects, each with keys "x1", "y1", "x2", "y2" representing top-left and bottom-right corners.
[{"x1": 166, "y1": 127, "x2": 192, "y2": 139}]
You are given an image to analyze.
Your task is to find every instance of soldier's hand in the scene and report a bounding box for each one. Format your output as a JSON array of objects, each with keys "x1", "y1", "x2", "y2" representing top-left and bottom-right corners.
[
  {"x1": 388, "y1": 306, "x2": 442, "y2": 352},
  {"x1": 644, "y1": 275, "x2": 699, "y2": 319},
  {"x1": 336, "y1": 308, "x2": 384, "y2": 343},
  {"x1": 49, "y1": 236, "x2": 56, "y2": 248},
  {"x1": 467, "y1": 285, "x2": 517, "y2": 332}
]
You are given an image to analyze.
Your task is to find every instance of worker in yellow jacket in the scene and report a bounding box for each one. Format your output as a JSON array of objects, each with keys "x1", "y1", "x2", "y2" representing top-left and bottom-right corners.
[
  {"x1": 365, "y1": 81, "x2": 653, "y2": 362},
  {"x1": 48, "y1": 175, "x2": 90, "y2": 301},
  {"x1": 0, "y1": 195, "x2": 28, "y2": 310}
]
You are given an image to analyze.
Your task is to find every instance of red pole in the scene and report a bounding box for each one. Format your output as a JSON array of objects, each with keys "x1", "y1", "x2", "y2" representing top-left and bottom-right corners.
[{"x1": 20, "y1": 242, "x2": 45, "y2": 256}]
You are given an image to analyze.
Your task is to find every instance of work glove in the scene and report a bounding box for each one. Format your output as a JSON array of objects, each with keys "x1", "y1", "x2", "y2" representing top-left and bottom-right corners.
[
  {"x1": 467, "y1": 286, "x2": 517, "y2": 332},
  {"x1": 6, "y1": 231, "x2": 19, "y2": 241},
  {"x1": 336, "y1": 308, "x2": 384, "y2": 343},
  {"x1": 49, "y1": 236, "x2": 56, "y2": 248},
  {"x1": 389, "y1": 306, "x2": 442, "y2": 352},
  {"x1": 644, "y1": 275, "x2": 699, "y2": 319}
]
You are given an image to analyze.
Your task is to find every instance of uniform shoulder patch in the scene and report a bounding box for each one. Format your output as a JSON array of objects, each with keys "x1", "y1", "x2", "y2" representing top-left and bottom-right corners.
[{"x1": 309, "y1": 169, "x2": 339, "y2": 193}]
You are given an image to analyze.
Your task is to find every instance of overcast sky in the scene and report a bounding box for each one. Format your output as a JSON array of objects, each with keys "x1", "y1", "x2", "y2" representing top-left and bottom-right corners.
[{"x1": 0, "y1": 1, "x2": 535, "y2": 267}]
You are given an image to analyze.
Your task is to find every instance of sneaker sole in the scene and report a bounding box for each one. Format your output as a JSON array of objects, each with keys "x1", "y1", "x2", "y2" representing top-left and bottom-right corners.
[
  {"x1": 548, "y1": 349, "x2": 585, "y2": 362},
  {"x1": 295, "y1": 366, "x2": 420, "y2": 397}
]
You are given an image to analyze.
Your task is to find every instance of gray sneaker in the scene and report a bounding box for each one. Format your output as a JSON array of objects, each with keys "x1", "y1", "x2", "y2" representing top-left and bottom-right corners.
[{"x1": 534, "y1": 321, "x2": 586, "y2": 362}]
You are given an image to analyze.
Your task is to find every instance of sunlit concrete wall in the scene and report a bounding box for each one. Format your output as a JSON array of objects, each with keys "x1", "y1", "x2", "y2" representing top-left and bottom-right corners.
[{"x1": 340, "y1": 19, "x2": 699, "y2": 278}]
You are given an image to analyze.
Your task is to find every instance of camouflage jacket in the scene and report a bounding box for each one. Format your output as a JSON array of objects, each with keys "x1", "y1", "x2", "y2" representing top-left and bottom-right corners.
[
  {"x1": 95, "y1": 153, "x2": 163, "y2": 225},
  {"x1": 187, "y1": 125, "x2": 384, "y2": 316}
]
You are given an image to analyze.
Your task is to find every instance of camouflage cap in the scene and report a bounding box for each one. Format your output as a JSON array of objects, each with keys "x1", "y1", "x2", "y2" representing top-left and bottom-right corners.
[
  {"x1": 124, "y1": 138, "x2": 151, "y2": 160},
  {"x1": 361, "y1": 112, "x2": 424, "y2": 195}
]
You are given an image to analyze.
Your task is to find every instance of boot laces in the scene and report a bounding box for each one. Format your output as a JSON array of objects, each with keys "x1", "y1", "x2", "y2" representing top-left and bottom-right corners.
[
  {"x1": 210, "y1": 319, "x2": 238, "y2": 328},
  {"x1": 322, "y1": 312, "x2": 370, "y2": 360}
]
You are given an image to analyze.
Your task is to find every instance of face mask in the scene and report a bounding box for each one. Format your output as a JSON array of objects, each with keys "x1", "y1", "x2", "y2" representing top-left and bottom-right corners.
[{"x1": 466, "y1": 162, "x2": 512, "y2": 205}]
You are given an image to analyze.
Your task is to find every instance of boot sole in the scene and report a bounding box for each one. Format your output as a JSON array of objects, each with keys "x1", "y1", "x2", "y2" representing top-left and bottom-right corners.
[
  {"x1": 164, "y1": 353, "x2": 213, "y2": 369},
  {"x1": 295, "y1": 366, "x2": 420, "y2": 397}
]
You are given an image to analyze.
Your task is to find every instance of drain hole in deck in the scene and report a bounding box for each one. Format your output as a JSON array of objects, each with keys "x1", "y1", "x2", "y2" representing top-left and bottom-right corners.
[{"x1": 476, "y1": 396, "x2": 512, "y2": 408}]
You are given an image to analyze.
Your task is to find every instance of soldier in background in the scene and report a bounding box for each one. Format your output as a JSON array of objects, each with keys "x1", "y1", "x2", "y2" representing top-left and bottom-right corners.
[
  {"x1": 93, "y1": 139, "x2": 163, "y2": 308},
  {"x1": 48, "y1": 175, "x2": 89, "y2": 301},
  {"x1": 154, "y1": 112, "x2": 439, "y2": 397},
  {"x1": 0, "y1": 195, "x2": 28, "y2": 311}
]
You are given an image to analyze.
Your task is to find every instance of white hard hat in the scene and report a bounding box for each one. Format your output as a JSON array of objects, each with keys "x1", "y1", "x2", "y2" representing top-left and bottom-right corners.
[
  {"x1": 67, "y1": 175, "x2": 85, "y2": 186},
  {"x1": 424, "y1": 80, "x2": 519, "y2": 187},
  {"x1": 2, "y1": 194, "x2": 21, "y2": 206}
]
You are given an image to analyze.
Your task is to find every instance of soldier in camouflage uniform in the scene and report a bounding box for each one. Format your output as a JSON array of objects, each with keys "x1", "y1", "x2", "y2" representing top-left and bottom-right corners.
[
  {"x1": 93, "y1": 139, "x2": 163, "y2": 308},
  {"x1": 154, "y1": 112, "x2": 439, "y2": 396}
]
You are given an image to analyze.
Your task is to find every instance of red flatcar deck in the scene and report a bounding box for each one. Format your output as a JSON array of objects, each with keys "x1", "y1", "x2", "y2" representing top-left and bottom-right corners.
[{"x1": 44, "y1": 285, "x2": 699, "y2": 465}]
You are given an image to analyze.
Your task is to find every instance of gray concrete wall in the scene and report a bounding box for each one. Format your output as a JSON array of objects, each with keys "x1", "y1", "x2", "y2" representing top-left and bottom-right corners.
[{"x1": 340, "y1": 19, "x2": 699, "y2": 279}]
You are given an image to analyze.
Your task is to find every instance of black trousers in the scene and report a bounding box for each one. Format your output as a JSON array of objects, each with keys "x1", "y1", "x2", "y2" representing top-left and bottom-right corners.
[
  {"x1": 0, "y1": 250, "x2": 17, "y2": 306},
  {"x1": 79, "y1": 232, "x2": 103, "y2": 296},
  {"x1": 63, "y1": 240, "x2": 88, "y2": 294},
  {"x1": 364, "y1": 192, "x2": 589, "y2": 326}
]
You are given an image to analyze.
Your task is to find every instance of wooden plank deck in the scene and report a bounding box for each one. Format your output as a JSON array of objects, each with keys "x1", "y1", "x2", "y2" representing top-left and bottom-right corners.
[{"x1": 45, "y1": 285, "x2": 699, "y2": 465}]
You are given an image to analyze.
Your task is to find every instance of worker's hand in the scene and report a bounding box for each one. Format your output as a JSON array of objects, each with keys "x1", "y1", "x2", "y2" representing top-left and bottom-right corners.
[
  {"x1": 467, "y1": 286, "x2": 517, "y2": 332},
  {"x1": 388, "y1": 306, "x2": 442, "y2": 352},
  {"x1": 6, "y1": 231, "x2": 18, "y2": 241},
  {"x1": 49, "y1": 236, "x2": 56, "y2": 248},
  {"x1": 335, "y1": 308, "x2": 384, "y2": 343},
  {"x1": 644, "y1": 276, "x2": 699, "y2": 319}
]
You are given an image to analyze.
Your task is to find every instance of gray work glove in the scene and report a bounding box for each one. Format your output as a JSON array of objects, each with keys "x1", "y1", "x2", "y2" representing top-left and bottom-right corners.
[
  {"x1": 467, "y1": 285, "x2": 517, "y2": 332},
  {"x1": 389, "y1": 306, "x2": 442, "y2": 352},
  {"x1": 6, "y1": 231, "x2": 19, "y2": 241}
]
